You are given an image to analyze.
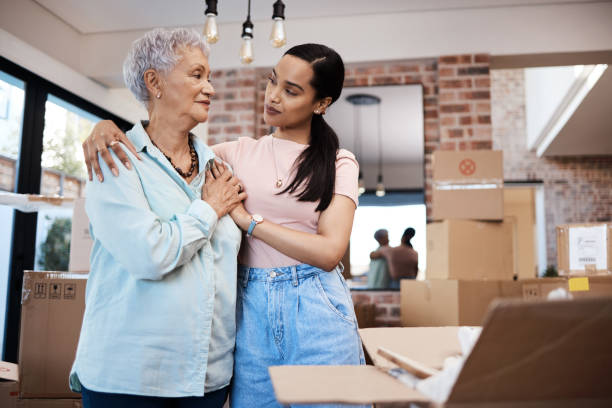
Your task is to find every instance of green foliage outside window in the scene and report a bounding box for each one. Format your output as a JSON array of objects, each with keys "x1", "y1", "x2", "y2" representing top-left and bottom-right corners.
[{"x1": 37, "y1": 216, "x2": 71, "y2": 271}]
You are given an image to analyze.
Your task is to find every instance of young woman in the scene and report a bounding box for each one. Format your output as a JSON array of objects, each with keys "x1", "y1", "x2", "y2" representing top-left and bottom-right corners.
[{"x1": 83, "y1": 43, "x2": 365, "y2": 408}]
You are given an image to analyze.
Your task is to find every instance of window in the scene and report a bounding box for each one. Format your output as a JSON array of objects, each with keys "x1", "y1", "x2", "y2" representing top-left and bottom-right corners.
[
  {"x1": 34, "y1": 96, "x2": 101, "y2": 272},
  {"x1": 350, "y1": 203, "x2": 427, "y2": 278},
  {"x1": 0, "y1": 56, "x2": 131, "y2": 362},
  {"x1": 0, "y1": 71, "x2": 25, "y2": 354}
]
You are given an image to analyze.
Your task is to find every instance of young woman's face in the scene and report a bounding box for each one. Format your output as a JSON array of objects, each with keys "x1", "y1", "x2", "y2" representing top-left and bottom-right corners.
[{"x1": 263, "y1": 54, "x2": 322, "y2": 128}]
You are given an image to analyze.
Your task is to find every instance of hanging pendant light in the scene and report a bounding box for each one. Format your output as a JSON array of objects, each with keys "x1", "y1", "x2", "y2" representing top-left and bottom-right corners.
[
  {"x1": 375, "y1": 102, "x2": 386, "y2": 197},
  {"x1": 270, "y1": 0, "x2": 287, "y2": 48},
  {"x1": 203, "y1": 0, "x2": 219, "y2": 44},
  {"x1": 240, "y1": 0, "x2": 254, "y2": 64}
]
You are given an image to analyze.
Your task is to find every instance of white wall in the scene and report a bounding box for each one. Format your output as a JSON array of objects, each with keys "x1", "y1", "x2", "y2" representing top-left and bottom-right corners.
[{"x1": 524, "y1": 66, "x2": 577, "y2": 150}]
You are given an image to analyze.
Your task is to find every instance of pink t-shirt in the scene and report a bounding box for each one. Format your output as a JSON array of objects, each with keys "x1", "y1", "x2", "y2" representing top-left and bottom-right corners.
[{"x1": 212, "y1": 135, "x2": 359, "y2": 268}]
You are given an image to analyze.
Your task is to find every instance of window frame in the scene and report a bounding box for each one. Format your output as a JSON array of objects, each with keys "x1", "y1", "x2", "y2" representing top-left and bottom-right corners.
[{"x1": 1, "y1": 56, "x2": 132, "y2": 362}]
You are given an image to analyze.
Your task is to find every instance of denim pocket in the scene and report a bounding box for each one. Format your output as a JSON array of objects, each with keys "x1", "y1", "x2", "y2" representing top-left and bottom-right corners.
[{"x1": 314, "y1": 270, "x2": 356, "y2": 325}]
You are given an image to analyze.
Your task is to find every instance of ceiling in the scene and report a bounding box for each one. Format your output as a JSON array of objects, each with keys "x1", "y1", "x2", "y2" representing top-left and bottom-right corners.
[
  {"x1": 34, "y1": 0, "x2": 596, "y2": 34},
  {"x1": 325, "y1": 84, "x2": 424, "y2": 165}
]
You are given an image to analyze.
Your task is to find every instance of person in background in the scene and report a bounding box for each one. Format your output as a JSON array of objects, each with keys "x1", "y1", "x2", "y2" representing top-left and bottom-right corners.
[
  {"x1": 368, "y1": 229, "x2": 391, "y2": 289},
  {"x1": 371, "y1": 227, "x2": 419, "y2": 289}
]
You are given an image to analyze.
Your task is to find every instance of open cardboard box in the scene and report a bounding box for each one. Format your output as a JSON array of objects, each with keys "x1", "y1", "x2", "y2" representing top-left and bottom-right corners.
[{"x1": 269, "y1": 297, "x2": 612, "y2": 407}]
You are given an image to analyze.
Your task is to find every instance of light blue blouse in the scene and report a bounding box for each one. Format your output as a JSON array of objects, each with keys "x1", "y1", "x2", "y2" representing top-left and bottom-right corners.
[{"x1": 70, "y1": 121, "x2": 241, "y2": 397}]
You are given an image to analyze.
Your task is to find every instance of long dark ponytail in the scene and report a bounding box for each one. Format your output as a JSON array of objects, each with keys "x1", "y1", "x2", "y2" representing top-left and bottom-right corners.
[{"x1": 279, "y1": 43, "x2": 345, "y2": 212}]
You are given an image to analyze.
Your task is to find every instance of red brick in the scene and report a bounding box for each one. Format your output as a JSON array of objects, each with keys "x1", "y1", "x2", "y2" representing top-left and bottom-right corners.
[
  {"x1": 240, "y1": 89, "x2": 256, "y2": 99},
  {"x1": 439, "y1": 92, "x2": 456, "y2": 102},
  {"x1": 460, "y1": 116, "x2": 472, "y2": 125},
  {"x1": 478, "y1": 115, "x2": 492, "y2": 124},
  {"x1": 224, "y1": 126, "x2": 243, "y2": 134},
  {"x1": 439, "y1": 79, "x2": 472, "y2": 89},
  {"x1": 459, "y1": 90, "x2": 491, "y2": 100},
  {"x1": 440, "y1": 103, "x2": 470, "y2": 113},
  {"x1": 372, "y1": 75, "x2": 402, "y2": 85},
  {"x1": 424, "y1": 96, "x2": 437, "y2": 107},
  {"x1": 354, "y1": 66, "x2": 385, "y2": 75},
  {"x1": 474, "y1": 54, "x2": 490, "y2": 63},
  {"x1": 403, "y1": 75, "x2": 422, "y2": 84},
  {"x1": 476, "y1": 102, "x2": 491, "y2": 113},
  {"x1": 226, "y1": 79, "x2": 255, "y2": 88},
  {"x1": 439, "y1": 141, "x2": 456, "y2": 150},
  {"x1": 474, "y1": 127, "x2": 492, "y2": 138},
  {"x1": 458, "y1": 66, "x2": 490, "y2": 76},
  {"x1": 424, "y1": 109, "x2": 438, "y2": 119},
  {"x1": 344, "y1": 77, "x2": 369, "y2": 87},
  {"x1": 475, "y1": 77, "x2": 491, "y2": 88},
  {"x1": 447, "y1": 128, "x2": 464, "y2": 138},
  {"x1": 440, "y1": 116, "x2": 457, "y2": 126},
  {"x1": 225, "y1": 102, "x2": 255, "y2": 111},
  {"x1": 438, "y1": 67, "x2": 455, "y2": 77},
  {"x1": 471, "y1": 140, "x2": 493, "y2": 150},
  {"x1": 209, "y1": 114, "x2": 236, "y2": 123},
  {"x1": 388, "y1": 64, "x2": 420, "y2": 73},
  {"x1": 439, "y1": 56, "x2": 458, "y2": 64}
]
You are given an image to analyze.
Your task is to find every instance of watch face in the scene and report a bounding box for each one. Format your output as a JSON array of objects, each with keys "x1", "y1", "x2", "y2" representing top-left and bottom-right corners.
[{"x1": 253, "y1": 214, "x2": 263, "y2": 223}]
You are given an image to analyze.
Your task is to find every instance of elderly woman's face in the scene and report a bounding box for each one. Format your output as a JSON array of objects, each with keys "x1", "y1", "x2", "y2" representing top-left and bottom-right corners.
[{"x1": 157, "y1": 46, "x2": 214, "y2": 123}]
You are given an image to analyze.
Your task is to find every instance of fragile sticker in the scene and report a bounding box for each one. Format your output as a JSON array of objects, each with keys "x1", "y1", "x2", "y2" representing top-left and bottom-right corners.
[{"x1": 568, "y1": 277, "x2": 590, "y2": 292}]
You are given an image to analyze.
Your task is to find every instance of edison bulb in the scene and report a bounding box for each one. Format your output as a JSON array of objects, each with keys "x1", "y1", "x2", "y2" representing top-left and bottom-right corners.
[
  {"x1": 270, "y1": 18, "x2": 286, "y2": 48},
  {"x1": 376, "y1": 182, "x2": 386, "y2": 197},
  {"x1": 358, "y1": 178, "x2": 366, "y2": 196},
  {"x1": 203, "y1": 14, "x2": 219, "y2": 44},
  {"x1": 240, "y1": 37, "x2": 254, "y2": 64}
]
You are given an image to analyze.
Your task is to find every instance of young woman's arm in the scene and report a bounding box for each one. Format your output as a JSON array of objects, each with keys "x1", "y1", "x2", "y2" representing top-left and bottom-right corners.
[{"x1": 230, "y1": 195, "x2": 355, "y2": 272}]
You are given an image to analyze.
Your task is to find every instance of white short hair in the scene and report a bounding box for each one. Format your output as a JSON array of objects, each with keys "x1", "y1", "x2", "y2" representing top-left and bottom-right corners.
[{"x1": 123, "y1": 28, "x2": 210, "y2": 106}]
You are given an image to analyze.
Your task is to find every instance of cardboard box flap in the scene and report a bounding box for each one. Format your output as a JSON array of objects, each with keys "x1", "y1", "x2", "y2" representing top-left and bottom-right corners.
[
  {"x1": 448, "y1": 297, "x2": 612, "y2": 404},
  {"x1": 433, "y1": 150, "x2": 503, "y2": 183},
  {"x1": 0, "y1": 361, "x2": 18, "y2": 382},
  {"x1": 359, "y1": 327, "x2": 462, "y2": 370},
  {"x1": 268, "y1": 365, "x2": 428, "y2": 405}
]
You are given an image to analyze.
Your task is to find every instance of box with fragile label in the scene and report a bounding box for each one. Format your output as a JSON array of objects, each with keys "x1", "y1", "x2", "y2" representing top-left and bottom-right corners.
[
  {"x1": 557, "y1": 223, "x2": 611, "y2": 276},
  {"x1": 426, "y1": 219, "x2": 515, "y2": 280},
  {"x1": 19, "y1": 271, "x2": 87, "y2": 398},
  {"x1": 432, "y1": 150, "x2": 503, "y2": 221},
  {"x1": 0, "y1": 361, "x2": 19, "y2": 408}
]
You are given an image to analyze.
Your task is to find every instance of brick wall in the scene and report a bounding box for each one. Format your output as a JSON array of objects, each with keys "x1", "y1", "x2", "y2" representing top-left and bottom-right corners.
[
  {"x1": 491, "y1": 69, "x2": 612, "y2": 266},
  {"x1": 0, "y1": 154, "x2": 85, "y2": 198},
  {"x1": 351, "y1": 291, "x2": 401, "y2": 327},
  {"x1": 207, "y1": 54, "x2": 493, "y2": 217}
]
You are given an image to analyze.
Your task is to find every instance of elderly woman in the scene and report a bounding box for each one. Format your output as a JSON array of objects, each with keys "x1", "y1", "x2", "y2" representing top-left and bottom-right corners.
[{"x1": 69, "y1": 28, "x2": 245, "y2": 408}]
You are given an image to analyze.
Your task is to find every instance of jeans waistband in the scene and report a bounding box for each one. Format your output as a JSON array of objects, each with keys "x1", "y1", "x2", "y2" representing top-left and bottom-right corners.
[{"x1": 238, "y1": 263, "x2": 344, "y2": 288}]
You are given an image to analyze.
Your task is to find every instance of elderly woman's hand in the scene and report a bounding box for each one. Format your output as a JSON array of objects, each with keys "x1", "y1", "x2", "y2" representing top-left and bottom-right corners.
[
  {"x1": 202, "y1": 161, "x2": 247, "y2": 219},
  {"x1": 83, "y1": 120, "x2": 141, "y2": 182}
]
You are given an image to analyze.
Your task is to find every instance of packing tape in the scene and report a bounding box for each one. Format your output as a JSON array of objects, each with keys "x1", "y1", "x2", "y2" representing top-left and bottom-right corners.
[
  {"x1": 568, "y1": 277, "x2": 590, "y2": 292},
  {"x1": 433, "y1": 179, "x2": 503, "y2": 191}
]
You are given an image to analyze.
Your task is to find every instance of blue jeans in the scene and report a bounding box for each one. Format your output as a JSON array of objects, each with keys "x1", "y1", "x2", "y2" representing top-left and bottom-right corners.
[
  {"x1": 81, "y1": 385, "x2": 229, "y2": 408},
  {"x1": 231, "y1": 264, "x2": 367, "y2": 408}
]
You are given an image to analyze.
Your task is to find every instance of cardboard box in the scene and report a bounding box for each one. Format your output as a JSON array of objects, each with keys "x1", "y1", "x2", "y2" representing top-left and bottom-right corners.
[
  {"x1": 19, "y1": 272, "x2": 87, "y2": 398},
  {"x1": 504, "y1": 187, "x2": 537, "y2": 279},
  {"x1": 401, "y1": 276, "x2": 612, "y2": 327},
  {"x1": 269, "y1": 297, "x2": 612, "y2": 407},
  {"x1": 557, "y1": 223, "x2": 611, "y2": 276},
  {"x1": 426, "y1": 219, "x2": 515, "y2": 280},
  {"x1": 432, "y1": 150, "x2": 503, "y2": 221},
  {"x1": 0, "y1": 361, "x2": 19, "y2": 408},
  {"x1": 400, "y1": 279, "x2": 520, "y2": 326},
  {"x1": 68, "y1": 198, "x2": 92, "y2": 273}
]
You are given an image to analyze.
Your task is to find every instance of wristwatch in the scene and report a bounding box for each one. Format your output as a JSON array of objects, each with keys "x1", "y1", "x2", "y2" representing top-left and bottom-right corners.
[{"x1": 246, "y1": 214, "x2": 263, "y2": 237}]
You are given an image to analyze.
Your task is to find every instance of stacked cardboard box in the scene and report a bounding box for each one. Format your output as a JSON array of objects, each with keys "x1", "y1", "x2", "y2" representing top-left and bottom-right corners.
[
  {"x1": 557, "y1": 222, "x2": 611, "y2": 276},
  {"x1": 403, "y1": 150, "x2": 517, "y2": 326},
  {"x1": 0, "y1": 197, "x2": 90, "y2": 407}
]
